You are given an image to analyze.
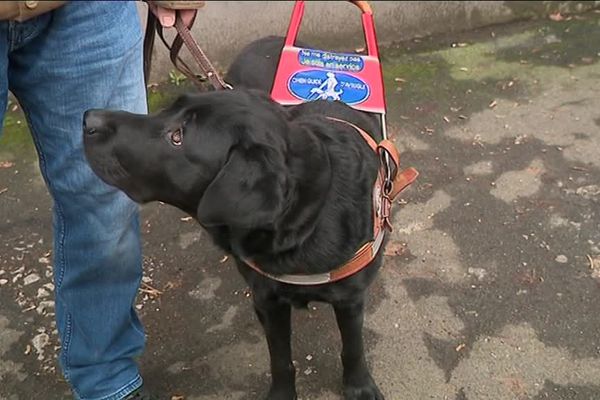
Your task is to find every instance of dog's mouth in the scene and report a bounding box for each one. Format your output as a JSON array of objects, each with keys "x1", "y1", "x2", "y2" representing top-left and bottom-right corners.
[
  {"x1": 85, "y1": 150, "x2": 152, "y2": 203},
  {"x1": 83, "y1": 109, "x2": 160, "y2": 203}
]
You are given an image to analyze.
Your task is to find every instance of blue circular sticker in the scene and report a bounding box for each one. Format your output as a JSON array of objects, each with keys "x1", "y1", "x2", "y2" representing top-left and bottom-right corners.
[{"x1": 288, "y1": 70, "x2": 370, "y2": 105}]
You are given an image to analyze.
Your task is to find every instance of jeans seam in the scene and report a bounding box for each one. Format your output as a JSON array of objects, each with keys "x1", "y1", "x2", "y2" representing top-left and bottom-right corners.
[
  {"x1": 16, "y1": 100, "x2": 73, "y2": 385},
  {"x1": 14, "y1": 100, "x2": 68, "y2": 289},
  {"x1": 63, "y1": 313, "x2": 73, "y2": 386}
]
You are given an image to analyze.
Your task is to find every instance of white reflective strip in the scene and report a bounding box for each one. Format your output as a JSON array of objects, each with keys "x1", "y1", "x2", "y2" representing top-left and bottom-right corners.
[
  {"x1": 372, "y1": 230, "x2": 385, "y2": 255},
  {"x1": 264, "y1": 272, "x2": 332, "y2": 286}
]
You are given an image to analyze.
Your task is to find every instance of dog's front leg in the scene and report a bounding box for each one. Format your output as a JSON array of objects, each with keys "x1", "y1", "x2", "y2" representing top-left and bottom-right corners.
[
  {"x1": 254, "y1": 296, "x2": 297, "y2": 400},
  {"x1": 334, "y1": 300, "x2": 384, "y2": 400}
]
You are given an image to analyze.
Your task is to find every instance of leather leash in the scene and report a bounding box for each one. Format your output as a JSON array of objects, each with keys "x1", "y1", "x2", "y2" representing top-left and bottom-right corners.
[{"x1": 144, "y1": 4, "x2": 231, "y2": 90}]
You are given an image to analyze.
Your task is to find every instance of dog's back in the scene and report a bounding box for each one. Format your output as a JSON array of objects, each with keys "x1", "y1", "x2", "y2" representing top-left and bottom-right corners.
[{"x1": 225, "y1": 36, "x2": 382, "y2": 141}]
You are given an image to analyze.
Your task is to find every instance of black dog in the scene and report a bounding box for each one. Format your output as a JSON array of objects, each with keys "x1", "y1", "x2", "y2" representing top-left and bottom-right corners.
[{"x1": 84, "y1": 36, "x2": 389, "y2": 400}]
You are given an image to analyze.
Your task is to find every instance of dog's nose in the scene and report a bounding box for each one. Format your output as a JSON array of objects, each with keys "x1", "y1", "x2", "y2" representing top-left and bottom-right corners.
[{"x1": 83, "y1": 110, "x2": 108, "y2": 136}]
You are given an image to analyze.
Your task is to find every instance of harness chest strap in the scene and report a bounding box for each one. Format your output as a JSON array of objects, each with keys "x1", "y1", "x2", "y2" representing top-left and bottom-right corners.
[{"x1": 242, "y1": 118, "x2": 419, "y2": 286}]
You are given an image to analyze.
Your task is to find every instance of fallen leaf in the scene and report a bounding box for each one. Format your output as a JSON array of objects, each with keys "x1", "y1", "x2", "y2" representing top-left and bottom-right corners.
[
  {"x1": 384, "y1": 241, "x2": 407, "y2": 256},
  {"x1": 549, "y1": 12, "x2": 565, "y2": 21},
  {"x1": 140, "y1": 282, "x2": 163, "y2": 297},
  {"x1": 171, "y1": 396, "x2": 185, "y2": 400},
  {"x1": 455, "y1": 343, "x2": 466, "y2": 352},
  {"x1": 588, "y1": 254, "x2": 599, "y2": 270},
  {"x1": 394, "y1": 77, "x2": 406, "y2": 83},
  {"x1": 219, "y1": 255, "x2": 229, "y2": 263},
  {"x1": 180, "y1": 216, "x2": 193, "y2": 222},
  {"x1": 459, "y1": 67, "x2": 469, "y2": 72},
  {"x1": 0, "y1": 161, "x2": 14, "y2": 168},
  {"x1": 570, "y1": 166, "x2": 587, "y2": 172},
  {"x1": 489, "y1": 100, "x2": 498, "y2": 108}
]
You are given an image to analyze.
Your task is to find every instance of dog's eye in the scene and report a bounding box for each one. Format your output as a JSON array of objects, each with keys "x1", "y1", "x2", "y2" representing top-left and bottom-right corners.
[{"x1": 169, "y1": 128, "x2": 183, "y2": 146}]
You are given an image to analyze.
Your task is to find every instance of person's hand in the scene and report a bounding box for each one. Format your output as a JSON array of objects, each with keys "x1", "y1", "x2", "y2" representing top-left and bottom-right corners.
[{"x1": 147, "y1": 2, "x2": 197, "y2": 28}]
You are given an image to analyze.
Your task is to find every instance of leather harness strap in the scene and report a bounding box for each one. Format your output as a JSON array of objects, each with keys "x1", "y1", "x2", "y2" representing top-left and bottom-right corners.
[{"x1": 242, "y1": 118, "x2": 418, "y2": 286}]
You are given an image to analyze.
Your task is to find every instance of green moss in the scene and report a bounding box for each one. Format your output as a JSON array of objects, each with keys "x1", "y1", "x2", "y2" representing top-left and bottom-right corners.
[
  {"x1": 147, "y1": 81, "x2": 196, "y2": 113},
  {"x1": 0, "y1": 113, "x2": 35, "y2": 161},
  {"x1": 379, "y1": 12, "x2": 600, "y2": 132}
]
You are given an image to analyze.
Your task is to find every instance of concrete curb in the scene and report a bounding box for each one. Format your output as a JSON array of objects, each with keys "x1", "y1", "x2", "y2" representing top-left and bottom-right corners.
[{"x1": 141, "y1": 1, "x2": 600, "y2": 83}]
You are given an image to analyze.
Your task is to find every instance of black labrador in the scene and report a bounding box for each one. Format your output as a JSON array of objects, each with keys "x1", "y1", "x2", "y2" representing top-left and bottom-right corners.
[{"x1": 84, "y1": 36, "x2": 390, "y2": 400}]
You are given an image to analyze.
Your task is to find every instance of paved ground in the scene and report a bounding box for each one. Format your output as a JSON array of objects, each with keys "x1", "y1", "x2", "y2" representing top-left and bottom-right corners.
[{"x1": 2, "y1": 10, "x2": 600, "y2": 400}]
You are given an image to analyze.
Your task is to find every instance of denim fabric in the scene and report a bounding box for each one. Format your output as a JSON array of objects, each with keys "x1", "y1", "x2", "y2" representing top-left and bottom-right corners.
[{"x1": 0, "y1": 2, "x2": 147, "y2": 399}]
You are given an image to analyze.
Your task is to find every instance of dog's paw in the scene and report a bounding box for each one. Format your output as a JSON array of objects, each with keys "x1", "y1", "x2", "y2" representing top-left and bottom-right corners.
[
  {"x1": 344, "y1": 381, "x2": 384, "y2": 400},
  {"x1": 265, "y1": 387, "x2": 297, "y2": 400}
]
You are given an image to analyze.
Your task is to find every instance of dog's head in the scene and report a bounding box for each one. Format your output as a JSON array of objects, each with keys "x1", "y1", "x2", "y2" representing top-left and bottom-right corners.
[{"x1": 83, "y1": 90, "x2": 295, "y2": 229}]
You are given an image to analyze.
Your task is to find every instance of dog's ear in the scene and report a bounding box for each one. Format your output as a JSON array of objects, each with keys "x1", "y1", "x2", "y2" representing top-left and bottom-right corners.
[{"x1": 196, "y1": 144, "x2": 287, "y2": 228}]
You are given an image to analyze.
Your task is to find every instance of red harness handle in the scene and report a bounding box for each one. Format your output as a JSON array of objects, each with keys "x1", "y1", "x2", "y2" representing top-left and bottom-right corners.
[{"x1": 284, "y1": 1, "x2": 379, "y2": 58}]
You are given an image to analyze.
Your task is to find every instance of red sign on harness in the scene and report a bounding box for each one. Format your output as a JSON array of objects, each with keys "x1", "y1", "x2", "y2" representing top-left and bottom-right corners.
[{"x1": 271, "y1": 1, "x2": 386, "y2": 115}]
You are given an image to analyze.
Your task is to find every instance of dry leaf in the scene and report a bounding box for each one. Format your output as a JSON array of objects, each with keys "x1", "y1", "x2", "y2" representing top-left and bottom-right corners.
[
  {"x1": 384, "y1": 241, "x2": 407, "y2": 256},
  {"x1": 489, "y1": 100, "x2": 498, "y2": 108},
  {"x1": 171, "y1": 396, "x2": 185, "y2": 400},
  {"x1": 549, "y1": 12, "x2": 565, "y2": 21},
  {"x1": 459, "y1": 67, "x2": 469, "y2": 72},
  {"x1": 180, "y1": 217, "x2": 193, "y2": 222},
  {"x1": 588, "y1": 254, "x2": 599, "y2": 270},
  {"x1": 443, "y1": 116, "x2": 450, "y2": 123},
  {"x1": 219, "y1": 255, "x2": 229, "y2": 263},
  {"x1": 394, "y1": 77, "x2": 406, "y2": 83},
  {"x1": 0, "y1": 161, "x2": 14, "y2": 168},
  {"x1": 455, "y1": 343, "x2": 466, "y2": 352}
]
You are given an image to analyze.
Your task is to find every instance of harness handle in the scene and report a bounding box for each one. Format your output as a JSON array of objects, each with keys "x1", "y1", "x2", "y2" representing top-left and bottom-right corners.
[
  {"x1": 284, "y1": 1, "x2": 379, "y2": 58},
  {"x1": 351, "y1": 1, "x2": 373, "y2": 14}
]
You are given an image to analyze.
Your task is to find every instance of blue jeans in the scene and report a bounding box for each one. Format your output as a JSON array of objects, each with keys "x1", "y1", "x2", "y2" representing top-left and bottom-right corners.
[{"x1": 0, "y1": 2, "x2": 147, "y2": 399}]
